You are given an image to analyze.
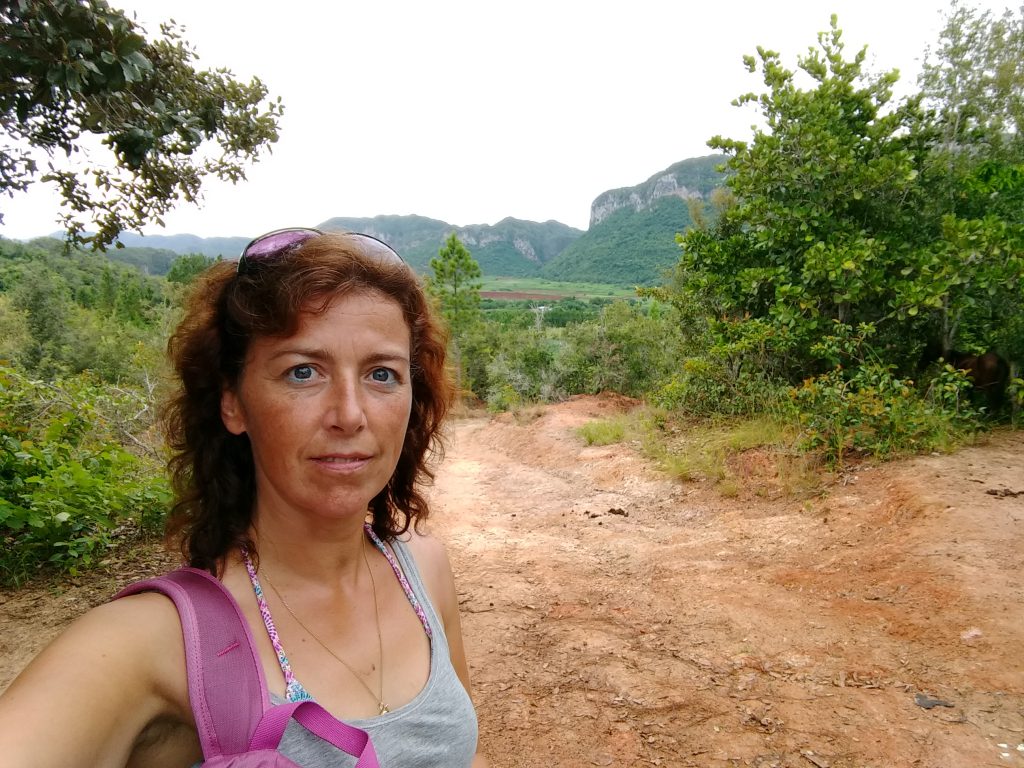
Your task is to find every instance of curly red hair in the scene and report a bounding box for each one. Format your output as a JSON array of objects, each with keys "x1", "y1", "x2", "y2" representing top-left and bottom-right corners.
[{"x1": 163, "y1": 232, "x2": 453, "y2": 573}]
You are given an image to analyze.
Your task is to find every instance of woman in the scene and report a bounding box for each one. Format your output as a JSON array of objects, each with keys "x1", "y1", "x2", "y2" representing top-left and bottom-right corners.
[{"x1": 0, "y1": 229, "x2": 487, "y2": 766}]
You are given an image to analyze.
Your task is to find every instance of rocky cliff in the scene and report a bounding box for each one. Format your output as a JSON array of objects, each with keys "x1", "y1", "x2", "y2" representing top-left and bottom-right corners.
[
  {"x1": 103, "y1": 154, "x2": 726, "y2": 283},
  {"x1": 588, "y1": 154, "x2": 726, "y2": 227}
]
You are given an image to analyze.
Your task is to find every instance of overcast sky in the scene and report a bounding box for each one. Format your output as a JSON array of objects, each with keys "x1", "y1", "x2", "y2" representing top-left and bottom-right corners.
[{"x1": 0, "y1": 0, "x2": 1013, "y2": 240}]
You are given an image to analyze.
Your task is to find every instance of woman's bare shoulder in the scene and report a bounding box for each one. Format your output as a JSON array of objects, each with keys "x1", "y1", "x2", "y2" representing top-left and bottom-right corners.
[
  {"x1": 400, "y1": 527, "x2": 460, "y2": 623},
  {"x1": 402, "y1": 526, "x2": 453, "y2": 580},
  {"x1": 21, "y1": 589, "x2": 185, "y2": 676},
  {"x1": 0, "y1": 587, "x2": 192, "y2": 766},
  {"x1": 403, "y1": 525, "x2": 446, "y2": 556}
]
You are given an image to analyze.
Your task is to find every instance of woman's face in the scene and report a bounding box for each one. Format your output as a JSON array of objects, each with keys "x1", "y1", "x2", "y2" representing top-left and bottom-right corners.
[{"x1": 220, "y1": 290, "x2": 413, "y2": 524}]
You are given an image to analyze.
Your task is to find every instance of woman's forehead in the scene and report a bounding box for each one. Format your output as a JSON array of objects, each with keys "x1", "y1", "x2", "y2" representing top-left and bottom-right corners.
[
  {"x1": 269, "y1": 291, "x2": 411, "y2": 348},
  {"x1": 312, "y1": 289, "x2": 409, "y2": 326}
]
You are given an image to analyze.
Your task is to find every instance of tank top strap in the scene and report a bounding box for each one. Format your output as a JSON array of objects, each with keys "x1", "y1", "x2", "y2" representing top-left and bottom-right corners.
[
  {"x1": 363, "y1": 523, "x2": 433, "y2": 638},
  {"x1": 240, "y1": 547, "x2": 314, "y2": 702}
]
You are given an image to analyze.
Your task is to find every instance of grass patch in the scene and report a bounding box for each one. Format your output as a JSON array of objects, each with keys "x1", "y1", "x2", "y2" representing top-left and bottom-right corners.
[
  {"x1": 632, "y1": 410, "x2": 821, "y2": 498},
  {"x1": 575, "y1": 407, "x2": 823, "y2": 500},
  {"x1": 577, "y1": 417, "x2": 627, "y2": 446}
]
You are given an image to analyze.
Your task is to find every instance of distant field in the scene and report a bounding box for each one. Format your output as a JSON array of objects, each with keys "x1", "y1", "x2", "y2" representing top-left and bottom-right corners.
[{"x1": 479, "y1": 277, "x2": 636, "y2": 300}]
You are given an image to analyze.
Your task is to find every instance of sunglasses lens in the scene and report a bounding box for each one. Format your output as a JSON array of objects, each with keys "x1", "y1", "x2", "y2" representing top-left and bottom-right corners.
[
  {"x1": 347, "y1": 232, "x2": 405, "y2": 265},
  {"x1": 241, "y1": 228, "x2": 320, "y2": 262}
]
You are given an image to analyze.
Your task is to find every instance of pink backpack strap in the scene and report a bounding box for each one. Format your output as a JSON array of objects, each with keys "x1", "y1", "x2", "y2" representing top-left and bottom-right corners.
[
  {"x1": 115, "y1": 568, "x2": 379, "y2": 767},
  {"x1": 251, "y1": 700, "x2": 377, "y2": 760}
]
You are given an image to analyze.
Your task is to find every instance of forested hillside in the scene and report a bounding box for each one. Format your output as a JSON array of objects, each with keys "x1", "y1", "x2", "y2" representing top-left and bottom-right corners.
[
  {"x1": 317, "y1": 215, "x2": 581, "y2": 276},
  {"x1": 541, "y1": 154, "x2": 726, "y2": 284},
  {"x1": 0, "y1": 237, "x2": 169, "y2": 380},
  {"x1": 540, "y1": 196, "x2": 693, "y2": 285},
  {"x1": 0, "y1": 236, "x2": 175, "y2": 583},
  {"x1": 99, "y1": 156, "x2": 728, "y2": 284}
]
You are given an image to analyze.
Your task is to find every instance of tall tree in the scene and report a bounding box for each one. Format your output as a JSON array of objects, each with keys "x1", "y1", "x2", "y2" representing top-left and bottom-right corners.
[
  {"x1": 426, "y1": 233, "x2": 482, "y2": 392},
  {"x1": 166, "y1": 252, "x2": 216, "y2": 284},
  {"x1": 0, "y1": 0, "x2": 283, "y2": 248},
  {"x1": 674, "y1": 17, "x2": 931, "y2": 377},
  {"x1": 426, "y1": 233, "x2": 482, "y2": 338},
  {"x1": 908, "y1": 2, "x2": 1024, "y2": 358},
  {"x1": 11, "y1": 263, "x2": 70, "y2": 375},
  {"x1": 919, "y1": 1, "x2": 1024, "y2": 165}
]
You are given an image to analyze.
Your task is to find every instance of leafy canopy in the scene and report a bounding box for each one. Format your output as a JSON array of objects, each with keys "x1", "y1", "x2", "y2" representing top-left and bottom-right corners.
[
  {"x1": 670, "y1": 11, "x2": 1023, "y2": 379},
  {"x1": 912, "y1": 1, "x2": 1024, "y2": 361},
  {"x1": 684, "y1": 17, "x2": 929, "y2": 358},
  {"x1": 0, "y1": 0, "x2": 283, "y2": 248}
]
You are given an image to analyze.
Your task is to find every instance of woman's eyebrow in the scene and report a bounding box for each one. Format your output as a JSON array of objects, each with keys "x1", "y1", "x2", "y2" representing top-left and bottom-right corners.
[
  {"x1": 266, "y1": 346, "x2": 330, "y2": 362},
  {"x1": 265, "y1": 348, "x2": 410, "y2": 365},
  {"x1": 363, "y1": 351, "x2": 411, "y2": 366}
]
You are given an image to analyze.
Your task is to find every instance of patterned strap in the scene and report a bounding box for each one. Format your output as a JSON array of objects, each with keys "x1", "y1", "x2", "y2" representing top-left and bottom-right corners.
[
  {"x1": 241, "y1": 547, "x2": 312, "y2": 702},
  {"x1": 364, "y1": 523, "x2": 432, "y2": 639}
]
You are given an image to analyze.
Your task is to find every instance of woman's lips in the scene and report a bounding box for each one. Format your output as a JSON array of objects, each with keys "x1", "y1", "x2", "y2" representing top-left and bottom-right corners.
[{"x1": 311, "y1": 454, "x2": 372, "y2": 471}]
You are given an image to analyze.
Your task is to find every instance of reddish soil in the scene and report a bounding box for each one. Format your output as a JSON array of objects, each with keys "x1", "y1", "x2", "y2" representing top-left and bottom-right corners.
[{"x1": 2, "y1": 394, "x2": 1023, "y2": 767}]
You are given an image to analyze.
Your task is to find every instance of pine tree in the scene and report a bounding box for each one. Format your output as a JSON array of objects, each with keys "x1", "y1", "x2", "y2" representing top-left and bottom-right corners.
[{"x1": 426, "y1": 233, "x2": 482, "y2": 394}]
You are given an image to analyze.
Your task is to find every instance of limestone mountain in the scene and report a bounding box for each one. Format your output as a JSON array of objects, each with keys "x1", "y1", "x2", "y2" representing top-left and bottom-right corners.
[
  {"x1": 92, "y1": 153, "x2": 728, "y2": 284},
  {"x1": 588, "y1": 154, "x2": 725, "y2": 227},
  {"x1": 541, "y1": 155, "x2": 727, "y2": 285}
]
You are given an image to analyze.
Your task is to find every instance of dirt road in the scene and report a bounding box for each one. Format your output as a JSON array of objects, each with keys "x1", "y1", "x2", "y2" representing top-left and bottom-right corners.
[
  {"x1": 431, "y1": 395, "x2": 1024, "y2": 767},
  {"x1": 2, "y1": 394, "x2": 1022, "y2": 767}
]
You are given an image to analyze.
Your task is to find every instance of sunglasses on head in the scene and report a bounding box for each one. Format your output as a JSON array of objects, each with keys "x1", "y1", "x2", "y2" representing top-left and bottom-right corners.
[{"x1": 236, "y1": 227, "x2": 405, "y2": 274}]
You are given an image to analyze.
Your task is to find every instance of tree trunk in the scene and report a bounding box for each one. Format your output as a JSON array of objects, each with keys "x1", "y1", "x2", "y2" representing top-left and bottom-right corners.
[{"x1": 1012, "y1": 360, "x2": 1021, "y2": 426}]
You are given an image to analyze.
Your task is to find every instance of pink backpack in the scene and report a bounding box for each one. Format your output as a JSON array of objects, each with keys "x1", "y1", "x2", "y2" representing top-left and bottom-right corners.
[{"x1": 116, "y1": 568, "x2": 380, "y2": 767}]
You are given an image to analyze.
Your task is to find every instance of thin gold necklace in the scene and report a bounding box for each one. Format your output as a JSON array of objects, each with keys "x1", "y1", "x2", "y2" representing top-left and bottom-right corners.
[{"x1": 262, "y1": 539, "x2": 389, "y2": 715}]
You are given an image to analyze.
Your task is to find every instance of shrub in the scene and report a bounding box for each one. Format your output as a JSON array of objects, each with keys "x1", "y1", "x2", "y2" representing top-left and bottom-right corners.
[
  {"x1": 557, "y1": 301, "x2": 687, "y2": 397},
  {"x1": 791, "y1": 363, "x2": 978, "y2": 466},
  {"x1": 654, "y1": 356, "x2": 788, "y2": 418},
  {"x1": 0, "y1": 367, "x2": 171, "y2": 584},
  {"x1": 484, "y1": 330, "x2": 561, "y2": 409}
]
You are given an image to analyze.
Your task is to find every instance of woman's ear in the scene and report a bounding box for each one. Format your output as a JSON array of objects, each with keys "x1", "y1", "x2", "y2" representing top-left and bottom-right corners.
[{"x1": 220, "y1": 388, "x2": 247, "y2": 435}]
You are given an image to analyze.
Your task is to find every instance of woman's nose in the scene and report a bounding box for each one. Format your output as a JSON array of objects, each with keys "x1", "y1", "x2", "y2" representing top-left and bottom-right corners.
[{"x1": 324, "y1": 379, "x2": 367, "y2": 431}]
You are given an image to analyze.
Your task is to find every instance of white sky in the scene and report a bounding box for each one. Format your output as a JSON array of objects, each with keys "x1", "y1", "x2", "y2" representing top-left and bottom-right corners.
[{"x1": 0, "y1": 0, "x2": 1013, "y2": 239}]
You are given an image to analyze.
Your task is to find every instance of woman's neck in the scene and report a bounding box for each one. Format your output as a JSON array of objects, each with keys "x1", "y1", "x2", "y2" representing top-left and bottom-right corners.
[{"x1": 248, "y1": 506, "x2": 369, "y2": 587}]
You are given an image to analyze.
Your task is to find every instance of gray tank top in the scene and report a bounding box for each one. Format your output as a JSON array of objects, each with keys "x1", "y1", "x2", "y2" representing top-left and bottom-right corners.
[
  {"x1": 272, "y1": 537, "x2": 478, "y2": 767},
  {"x1": 190, "y1": 538, "x2": 478, "y2": 767}
]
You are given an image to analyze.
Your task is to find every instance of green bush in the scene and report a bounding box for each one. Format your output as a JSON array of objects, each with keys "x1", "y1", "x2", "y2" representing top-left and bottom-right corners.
[
  {"x1": 654, "y1": 356, "x2": 787, "y2": 418},
  {"x1": 791, "y1": 363, "x2": 978, "y2": 466},
  {"x1": 556, "y1": 301, "x2": 687, "y2": 398},
  {"x1": 484, "y1": 330, "x2": 560, "y2": 409},
  {"x1": 0, "y1": 367, "x2": 171, "y2": 584}
]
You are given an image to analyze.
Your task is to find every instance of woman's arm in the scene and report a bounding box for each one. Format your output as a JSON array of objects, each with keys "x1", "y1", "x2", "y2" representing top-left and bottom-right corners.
[
  {"x1": 409, "y1": 532, "x2": 489, "y2": 768},
  {"x1": 0, "y1": 592, "x2": 195, "y2": 768}
]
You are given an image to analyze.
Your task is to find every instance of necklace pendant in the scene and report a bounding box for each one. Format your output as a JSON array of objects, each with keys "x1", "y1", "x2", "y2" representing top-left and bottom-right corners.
[{"x1": 379, "y1": 702, "x2": 390, "y2": 715}]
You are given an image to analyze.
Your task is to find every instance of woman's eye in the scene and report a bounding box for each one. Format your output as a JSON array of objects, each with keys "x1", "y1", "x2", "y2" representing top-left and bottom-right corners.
[
  {"x1": 288, "y1": 365, "x2": 315, "y2": 382},
  {"x1": 370, "y1": 367, "x2": 396, "y2": 384}
]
